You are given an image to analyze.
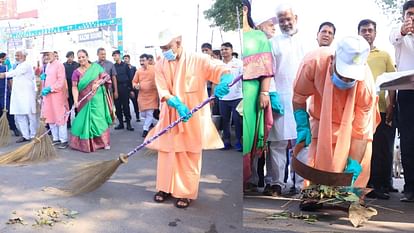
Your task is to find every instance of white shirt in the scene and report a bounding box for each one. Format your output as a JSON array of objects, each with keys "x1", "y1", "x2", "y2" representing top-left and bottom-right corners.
[
  {"x1": 268, "y1": 31, "x2": 309, "y2": 141},
  {"x1": 222, "y1": 57, "x2": 243, "y2": 100},
  {"x1": 389, "y1": 26, "x2": 414, "y2": 71},
  {"x1": 6, "y1": 61, "x2": 37, "y2": 115}
]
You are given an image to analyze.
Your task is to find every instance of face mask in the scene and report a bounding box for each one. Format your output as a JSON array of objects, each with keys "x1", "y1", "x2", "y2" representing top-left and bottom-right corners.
[
  {"x1": 163, "y1": 49, "x2": 177, "y2": 61},
  {"x1": 332, "y1": 72, "x2": 356, "y2": 90}
]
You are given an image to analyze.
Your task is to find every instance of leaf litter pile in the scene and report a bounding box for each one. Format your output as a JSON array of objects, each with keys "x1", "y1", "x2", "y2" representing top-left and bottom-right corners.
[
  {"x1": 266, "y1": 211, "x2": 318, "y2": 224},
  {"x1": 6, "y1": 206, "x2": 79, "y2": 228},
  {"x1": 265, "y1": 185, "x2": 377, "y2": 227}
]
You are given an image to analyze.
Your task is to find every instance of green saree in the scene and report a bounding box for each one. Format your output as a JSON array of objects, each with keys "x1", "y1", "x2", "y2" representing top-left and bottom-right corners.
[
  {"x1": 70, "y1": 63, "x2": 114, "y2": 152},
  {"x1": 243, "y1": 29, "x2": 274, "y2": 184}
]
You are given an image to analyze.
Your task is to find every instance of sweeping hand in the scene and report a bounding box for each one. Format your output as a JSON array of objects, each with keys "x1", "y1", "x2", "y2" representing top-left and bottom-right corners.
[
  {"x1": 214, "y1": 73, "x2": 232, "y2": 99},
  {"x1": 167, "y1": 96, "x2": 192, "y2": 122},
  {"x1": 41, "y1": 86, "x2": 52, "y2": 96},
  {"x1": 40, "y1": 73, "x2": 46, "y2": 81},
  {"x1": 344, "y1": 157, "x2": 362, "y2": 185},
  {"x1": 269, "y1": 92, "x2": 284, "y2": 114},
  {"x1": 294, "y1": 109, "x2": 311, "y2": 146}
]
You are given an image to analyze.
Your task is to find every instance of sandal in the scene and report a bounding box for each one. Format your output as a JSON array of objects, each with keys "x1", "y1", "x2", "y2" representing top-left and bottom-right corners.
[
  {"x1": 153, "y1": 191, "x2": 171, "y2": 203},
  {"x1": 175, "y1": 198, "x2": 191, "y2": 209}
]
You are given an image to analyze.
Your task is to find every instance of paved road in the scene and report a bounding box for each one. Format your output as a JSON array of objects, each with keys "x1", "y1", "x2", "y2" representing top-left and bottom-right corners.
[
  {"x1": 0, "y1": 120, "x2": 242, "y2": 233},
  {"x1": 243, "y1": 179, "x2": 414, "y2": 233}
]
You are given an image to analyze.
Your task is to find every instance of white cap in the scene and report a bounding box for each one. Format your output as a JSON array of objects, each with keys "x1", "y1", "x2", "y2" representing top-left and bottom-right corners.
[
  {"x1": 335, "y1": 35, "x2": 370, "y2": 81},
  {"x1": 157, "y1": 26, "x2": 181, "y2": 47},
  {"x1": 251, "y1": 0, "x2": 278, "y2": 27}
]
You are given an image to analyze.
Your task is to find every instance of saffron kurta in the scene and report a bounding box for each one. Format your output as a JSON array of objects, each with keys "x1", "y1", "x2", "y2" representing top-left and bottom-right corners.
[
  {"x1": 132, "y1": 65, "x2": 159, "y2": 111},
  {"x1": 146, "y1": 50, "x2": 228, "y2": 199},
  {"x1": 42, "y1": 60, "x2": 69, "y2": 125},
  {"x1": 293, "y1": 47, "x2": 380, "y2": 187}
]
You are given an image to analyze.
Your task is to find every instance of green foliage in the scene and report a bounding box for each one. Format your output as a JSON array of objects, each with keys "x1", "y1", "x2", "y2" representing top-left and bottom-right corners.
[
  {"x1": 375, "y1": 0, "x2": 406, "y2": 24},
  {"x1": 204, "y1": 0, "x2": 242, "y2": 32}
]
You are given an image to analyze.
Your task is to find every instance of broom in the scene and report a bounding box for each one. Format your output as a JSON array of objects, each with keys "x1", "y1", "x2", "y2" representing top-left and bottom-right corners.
[
  {"x1": 52, "y1": 75, "x2": 242, "y2": 196},
  {"x1": 0, "y1": 75, "x2": 111, "y2": 164},
  {"x1": 0, "y1": 66, "x2": 11, "y2": 147}
]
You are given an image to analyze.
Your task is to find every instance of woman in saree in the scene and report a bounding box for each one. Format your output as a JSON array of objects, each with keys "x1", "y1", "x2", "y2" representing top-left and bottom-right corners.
[
  {"x1": 242, "y1": 0, "x2": 274, "y2": 191},
  {"x1": 69, "y1": 49, "x2": 114, "y2": 152}
]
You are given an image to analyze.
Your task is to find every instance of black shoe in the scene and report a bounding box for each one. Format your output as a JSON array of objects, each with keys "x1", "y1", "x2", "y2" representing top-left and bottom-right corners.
[
  {"x1": 52, "y1": 140, "x2": 61, "y2": 146},
  {"x1": 114, "y1": 124, "x2": 124, "y2": 130},
  {"x1": 142, "y1": 130, "x2": 148, "y2": 138},
  {"x1": 126, "y1": 121, "x2": 134, "y2": 131},
  {"x1": 136, "y1": 116, "x2": 141, "y2": 122},
  {"x1": 387, "y1": 187, "x2": 399, "y2": 193},
  {"x1": 263, "y1": 184, "x2": 281, "y2": 197},
  {"x1": 366, "y1": 189, "x2": 390, "y2": 200},
  {"x1": 262, "y1": 184, "x2": 272, "y2": 196},
  {"x1": 400, "y1": 192, "x2": 414, "y2": 202},
  {"x1": 244, "y1": 182, "x2": 258, "y2": 193},
  {"x1": 16, "y1": 137, "x2": 30, "y2": 143},
  {"x1": 13, "y1": 129, "x2": 21, "y2": 137},
  {"x1": 58, "y1": 142, "x2": 69, "y2": 149}
]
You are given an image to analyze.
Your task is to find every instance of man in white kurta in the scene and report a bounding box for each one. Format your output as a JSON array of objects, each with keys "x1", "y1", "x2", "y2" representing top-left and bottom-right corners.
[
  {"x1": 5, "y1": 50, "x2": 37, "y2": 142},
  {"x1": 264, "y1": 3, "x2": 311, "y2": 196}
]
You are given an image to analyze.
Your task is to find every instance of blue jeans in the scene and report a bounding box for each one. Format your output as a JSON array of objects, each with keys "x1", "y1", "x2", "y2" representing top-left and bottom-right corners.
[{"x1": 219, "y1": 98, "x2": 242, "y2": 145}]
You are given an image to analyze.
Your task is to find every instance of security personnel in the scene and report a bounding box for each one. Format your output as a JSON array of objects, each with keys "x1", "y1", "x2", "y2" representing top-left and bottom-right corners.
[
  {"x1": 112, "y1": 50, "x2": 134, "y2": 131},
  {"x1": 0, "y1": 53, "x2": 20, "y2": 137}
]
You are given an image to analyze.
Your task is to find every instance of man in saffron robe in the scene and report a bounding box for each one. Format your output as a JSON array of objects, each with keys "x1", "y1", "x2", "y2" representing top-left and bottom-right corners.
[
  {"x1": 145, "y1": 26, "x2": 231, "y2": 208},
  {"x1": 292, "y1": 36, "x2": 380, "y2": 190}
]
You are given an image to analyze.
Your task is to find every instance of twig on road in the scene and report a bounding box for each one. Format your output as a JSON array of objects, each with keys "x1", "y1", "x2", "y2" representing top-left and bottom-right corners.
[
  {"x1": 280, "y1": 199, "x2": 293, "y2": 208},
  {"x1": 367, "y1": 204, "x2": 404, "y2": 214}
]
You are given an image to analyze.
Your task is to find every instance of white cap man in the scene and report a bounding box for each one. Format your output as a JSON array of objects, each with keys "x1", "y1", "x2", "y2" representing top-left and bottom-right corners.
[
  {"x1": 251, "y1": 0, "x2": 278, "y2": 38},
  {"x1": 335, "y1": 36, "x2": 370, "y2": 79}
]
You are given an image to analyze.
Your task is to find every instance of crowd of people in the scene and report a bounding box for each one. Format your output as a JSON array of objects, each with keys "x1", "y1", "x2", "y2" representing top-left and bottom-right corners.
[
  {"x1": 0, "y1": 25, "x2": 243, "y2": 208},
  {"x1": 243, "y1": 0, "x2": 414, "y2": 204}
]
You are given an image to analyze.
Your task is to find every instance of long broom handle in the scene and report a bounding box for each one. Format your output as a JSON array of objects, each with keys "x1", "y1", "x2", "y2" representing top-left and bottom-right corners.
[
  {"x1": 36, "y1": 74, "x2": 111, "y2": 140},
  {"x1": 125, "y1": 74, "x2": 243, "y2": 158},
  {"x1": 2, "y1": 65, "x2": 7, "y2": 111}
]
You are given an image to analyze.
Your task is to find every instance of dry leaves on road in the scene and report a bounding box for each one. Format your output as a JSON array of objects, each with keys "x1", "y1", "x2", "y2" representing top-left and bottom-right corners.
[
  {"x1": 6, "y1": 217, "x2": 28, "y2": 225},
  {"x1": 34, "y1": 206, "x2": 79, "y2": 227},
  {"x1": 4, "y1": 206, "x2": 79, "y2": 228},
  {"x1": 265, "y1": 211, "x2": 318, "y2": 224}
]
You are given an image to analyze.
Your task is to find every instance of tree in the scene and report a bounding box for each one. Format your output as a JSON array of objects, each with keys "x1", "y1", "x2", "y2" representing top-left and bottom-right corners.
[
  {"x1": 204, "y1": 0, "x2": 242, "y2": 32},
  {"x1": 375, "y1": 0, "x2": 406, "y2": 24}
]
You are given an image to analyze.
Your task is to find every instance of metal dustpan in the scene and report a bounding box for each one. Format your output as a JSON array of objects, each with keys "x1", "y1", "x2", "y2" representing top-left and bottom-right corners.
[{"x1": 292, "y1": 142, "x2": 353, "y2": 186}]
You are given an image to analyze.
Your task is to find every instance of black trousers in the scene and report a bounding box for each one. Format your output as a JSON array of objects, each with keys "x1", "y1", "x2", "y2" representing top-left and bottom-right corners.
[
  {"x1": 115, "y1": 84, "x2": 131, "y2": 123},
  {"x1": 129, "y1": 89, "x2": 139, "y2": 119},
  {"x1": 0, "y1": 95, "x2": 17, "y2": 130},
  {"x1": 398, "y1": 90, "x2": 414, "y2": 193},
  {"x1": 368, "y1": 112, "x2": 395, "y2": 189}
]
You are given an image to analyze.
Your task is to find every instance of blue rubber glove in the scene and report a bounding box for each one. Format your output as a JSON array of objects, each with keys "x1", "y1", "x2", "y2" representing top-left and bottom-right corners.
[
  {"x1": 41, "y1": 86, "x2": 52, "y2": 96},
  {"x1": 167, "y1": 96, "x2": 192, "y2": 122},
  {"x1": 4, "y1": 58, "x2": 12, "y2": 71},
  {"x1": 40, "y1": 73, "x2": 46, "y2": 81},
  {"x1": 269, "y1": 92, "x2": 284, "y2": 115},
  {"x1": 214, "y1": 73, "x2": 232, "y2": 99},
  {"x1": 344, "y1": 157, "x2": 362, "y2": 185},
  {"x1": 294, "y1": 109, "x2": 312, "y2": 146}
]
